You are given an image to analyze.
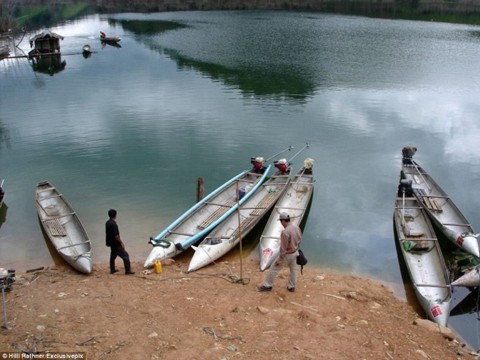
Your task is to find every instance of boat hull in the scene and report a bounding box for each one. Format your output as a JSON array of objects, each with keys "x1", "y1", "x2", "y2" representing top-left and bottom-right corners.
[
  {"x1": 452, "y1": 266, "x2": 480, "y2": 288},
  {"x1": 188, "y1": 171, "x2": 291, "y2": 272},
  {"x1": 259, "y1": 167, "x2": 314, "y2": 271},
  {"x1": 35, "y1": 181, "x2": 92, "y2": 274},
  {"x1": 394, "y1": 191, "x2": 451, "y2": 327},
  {"x1": 401, "y1": 158, "x2": 479, "y2": 257},
  {"x1": 144, "y1": 166, "x2": 272, "y2": 268},
  {"x1": 100, "y1": 37, "x2": 120, "y2": 43}
]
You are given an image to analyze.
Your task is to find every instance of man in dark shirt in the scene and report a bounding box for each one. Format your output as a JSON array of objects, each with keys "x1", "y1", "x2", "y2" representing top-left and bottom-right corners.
[{"x1": 106, "y1": 209, "x2": 134, "y2": 275}]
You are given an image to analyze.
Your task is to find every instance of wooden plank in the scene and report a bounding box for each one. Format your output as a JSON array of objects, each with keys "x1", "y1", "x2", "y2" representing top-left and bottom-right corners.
[
  {"x1": 424, "y1": 197, "x2": 442, "y2": 212},
  {"x1": 250, "y1": 192, "x2": 278, "y2": 216},
  {"x1": 425, "y1": 197, "x2": 436, "y2": 211},
  {"x1": 43, "y1": 219, "x2": 66, "y2": 236},
  {"x1": 430, "y1": 198, "x2": 442, "y2": 212},
  {"x1": 230, "y1": 216, "x2": 256, "y2": 239},
  {"x1": 198, "y1": 200, "x2": 236, "y2": 229},
  {"x1": 413, "y1": 188, "x2": 442, "y2": 212}
]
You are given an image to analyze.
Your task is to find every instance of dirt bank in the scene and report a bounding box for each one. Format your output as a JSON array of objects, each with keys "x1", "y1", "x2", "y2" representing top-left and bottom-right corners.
[{"x1": 0, "y1": 258, "x2": 476, "y2": 359}]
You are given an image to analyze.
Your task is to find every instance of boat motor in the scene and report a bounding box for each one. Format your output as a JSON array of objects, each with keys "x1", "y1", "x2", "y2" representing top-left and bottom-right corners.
[
  {"x1": 274, "y1": 158, "x2": 289, "y2": 174},
  {"x1": 398, "y1": 179, "x2": 413, "y2": 197},
  {"x1": 251, "y1": 157, "x2": 265, "y2": 172}
]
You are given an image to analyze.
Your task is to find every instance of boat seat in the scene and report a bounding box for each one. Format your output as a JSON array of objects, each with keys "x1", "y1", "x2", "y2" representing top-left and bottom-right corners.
[
  {"x1": 413, "y1": 188, "x2": 443, "y2": 212},
  {"x1": 250, "y1": 192, "x2": 278, "y2": 216},
  {"x1": 43, "y1": 219, "x2": 67, "y2": 237},
  {"x1": 402, "y1": 222, "x2": 424, "y2": 238},
  {"x1": 411, "y1": 243, "x2": 432, "y2": 252},
  {"x1": 198, "y1": 200, "x2": 236, "y2": 229},
  {"x1": 402, "y1": 239, "x2": 432, "y2": 252}
]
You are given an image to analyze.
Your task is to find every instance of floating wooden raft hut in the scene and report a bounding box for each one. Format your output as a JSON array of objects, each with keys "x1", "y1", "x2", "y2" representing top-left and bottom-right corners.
[{"x1": 29, "y1": 31, "x2": 64, "y2": 57}]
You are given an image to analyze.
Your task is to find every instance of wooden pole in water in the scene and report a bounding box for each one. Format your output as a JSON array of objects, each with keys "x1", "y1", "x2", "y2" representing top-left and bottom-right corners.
[{"x1": 196, "y1": 177, "x2": 204, "y2": 202}]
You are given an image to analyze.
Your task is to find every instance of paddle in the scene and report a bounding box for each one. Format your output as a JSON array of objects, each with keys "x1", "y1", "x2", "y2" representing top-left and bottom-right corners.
[
  {"x1": 264, "y1": 146, "x2": 294, "y2": 162},
  {"x1": 410, "y1": 160, "x2": 432, "y2": 192},
  {"x1": 287, "y1": 142, "x2": 309, "y2": 164}
]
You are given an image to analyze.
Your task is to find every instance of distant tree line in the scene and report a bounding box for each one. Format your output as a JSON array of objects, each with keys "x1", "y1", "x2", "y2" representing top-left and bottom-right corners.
[
  {"x1": 89, "y1": 0, "x2": 480, "y2": 17},
  {"x1": 2, "y1": 0, "x2": 480, "y2": 33}
]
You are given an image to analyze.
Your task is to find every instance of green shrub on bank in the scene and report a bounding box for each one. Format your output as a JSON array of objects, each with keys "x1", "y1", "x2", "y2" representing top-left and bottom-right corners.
[{"x1": 10, "y1": 2, "x2": 90, "y2": 31}]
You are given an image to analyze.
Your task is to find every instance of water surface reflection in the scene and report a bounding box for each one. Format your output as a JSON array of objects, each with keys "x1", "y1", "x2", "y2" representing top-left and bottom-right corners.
[{"x1": 1, "y1": 10, "x2": 480, "y2": 349}]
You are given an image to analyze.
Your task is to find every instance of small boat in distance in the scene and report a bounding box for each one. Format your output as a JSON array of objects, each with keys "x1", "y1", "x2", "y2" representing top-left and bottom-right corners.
[
  {"x1": 259, "y1": 158, "x2": 314, "y2": 271},
  {"x1": 394, "y1": 176, "x2": 451, "y2": 327},
  {"x1": 35, "y1": 181, "x2": 92, "y2": 274},
  {"x1": 144, "y1": 158, "x2": 272, "y2": 268},
  {"x1": 188, "y1": 159, "x2": 292, "y2": 272},
  {"x1": 100, "y1": 31, "x2": 121, "y2": 44},
  {"x1": 401, "y1": 146, "x2": 480, "y2": 257}
]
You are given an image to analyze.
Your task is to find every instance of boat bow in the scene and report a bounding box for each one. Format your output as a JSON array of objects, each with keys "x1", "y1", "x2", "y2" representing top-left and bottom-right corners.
[
  {"x1": 456, "y1": 233, "x2": 480, "y2": 258},
  {"x1": 144, "y1": 239, "x2": 179, "y2": 268}
]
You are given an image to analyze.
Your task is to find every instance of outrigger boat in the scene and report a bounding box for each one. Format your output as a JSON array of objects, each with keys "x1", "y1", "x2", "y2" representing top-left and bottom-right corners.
[
  {"x1": 259, "y1": 157, "x2": 314, "y2": 271},
  {"x1": 35, "y1": 181, "x2": 92, "y2": 274},
  {"x1": 144, "y1": 157, "x2": 272, "y2": 268},
  {"x1": 401, "y1": 147, "x2": 480, "y2": 258},
  {"x1": 394, "y1": 177, "x2": 452, "y2": 327},
  {"x1": 188, "y1": 159, "x2": 292, "y2": 272}
]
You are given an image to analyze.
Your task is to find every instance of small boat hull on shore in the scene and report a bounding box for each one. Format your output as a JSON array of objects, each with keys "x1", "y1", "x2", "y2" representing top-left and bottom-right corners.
[
  {"x1": 188, "y1": 169, "x2": 291, "y2": 272},
  {"x1": 394, "y1": 177, "x2": 451, "y2": 327},
  {"x1": 259, "y1": 159, "x2": 314, "y2": 271},
  {"x1": 35, "y1": 181, "x2": 92, "y2": 274}
]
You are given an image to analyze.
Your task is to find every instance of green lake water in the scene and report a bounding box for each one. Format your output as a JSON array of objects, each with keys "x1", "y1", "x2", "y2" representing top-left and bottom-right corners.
[{"x1": 1, "y1": 10, "x2": 480, "y2": 349}]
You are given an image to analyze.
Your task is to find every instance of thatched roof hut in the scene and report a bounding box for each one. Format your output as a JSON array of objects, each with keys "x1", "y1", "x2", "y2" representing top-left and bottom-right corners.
[{"x1": 29, "y1": 31, "x2": 64, "y2": 54}]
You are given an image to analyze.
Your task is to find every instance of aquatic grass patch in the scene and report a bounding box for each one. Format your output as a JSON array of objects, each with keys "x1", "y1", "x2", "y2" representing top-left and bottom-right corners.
[
  {"x1": 62, "y1": 2, "x2": 90, "y2": 20},
  {"x1": 14, "y1": 6, "x2": 49, "y2": 27},
  {"x1": 13, "y1": 3, "x2": 91, "y2": 29}
]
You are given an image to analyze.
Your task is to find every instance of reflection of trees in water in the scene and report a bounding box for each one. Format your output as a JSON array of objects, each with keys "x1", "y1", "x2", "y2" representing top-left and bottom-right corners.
[
  {"x1": 111, "y1": 18, "x2": 315, "y2": 102},
  {"x1": 0, "y1": 119, "x2": 11, "y2": 150},
  {"x1": 115, "y1": 18, "x2": 314, "y2": 101},
  {"x1": 113, "y1": 19, "x2": 188, "y2": 36},
  {"x1": 163, "y1": 48, "x2": 315, "y2": 103}
]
